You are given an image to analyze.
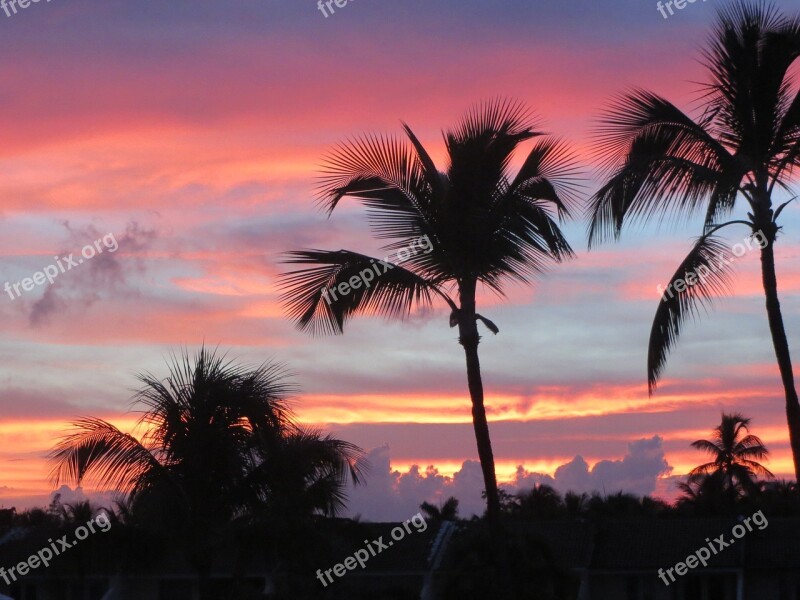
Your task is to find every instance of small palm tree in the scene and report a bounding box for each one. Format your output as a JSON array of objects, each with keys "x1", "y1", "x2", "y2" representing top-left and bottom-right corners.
[
  {"x1": 49, "y1": 348, "x2": 366, "y2": 534},
  {"x1": 514, "y1": 484, "x2": 564, "y2": 519},
  {"x1": 420, "y1": 496, "x2": 460, "y2": 521},
  {"x1": 685, "y1": 413, "x2": 773, "y2": 499},
  {"x1": 279, "y1": 99, "x2": 581, "y2": 522},
  {"x1": 587, "y1": 1, "x2": 800, "y2": 480}
]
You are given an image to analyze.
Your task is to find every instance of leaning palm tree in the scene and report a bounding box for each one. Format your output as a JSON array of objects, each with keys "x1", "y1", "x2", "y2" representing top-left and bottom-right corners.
[
  {"x1": 49, "y1": 348, "x2": 366, "y2": 534},
  {"x1": 587, "y1": 1, "x2": 800, "y2": 479},
  {"x1": 683, "y1": 413, "x2": 773, "y2": 501},
  {"x1": 279, "y1": 99, "x2": 581, "y2": 522}
]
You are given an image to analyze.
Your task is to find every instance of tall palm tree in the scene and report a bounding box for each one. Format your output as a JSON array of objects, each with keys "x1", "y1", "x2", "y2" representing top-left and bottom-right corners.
[
  {"x1": 279, "y1": 99, "x2": 581, "y2": 522},
  {"x1": 48, "y1": 348, "x2": 366, "y2": 535},
  {"x1": 587, "y1": 1, "x2": 800, "y2": 479},
  {"x1": 685, "y1": 413, "x2": 773, "y2": 499}
]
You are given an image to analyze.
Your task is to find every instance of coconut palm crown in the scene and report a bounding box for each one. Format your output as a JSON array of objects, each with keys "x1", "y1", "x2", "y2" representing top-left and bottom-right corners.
[{"x1": 685, "y1": 412, "x2": 773, "y2": 498}]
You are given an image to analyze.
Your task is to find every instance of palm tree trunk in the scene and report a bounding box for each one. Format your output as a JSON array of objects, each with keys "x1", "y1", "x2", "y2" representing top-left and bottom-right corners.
[
  {"x1": 457, "y1": 279, "x2": 501, "y2": 523},
  {"x1": 760, "y1": 239, "x2": 800, "y2": 481}
]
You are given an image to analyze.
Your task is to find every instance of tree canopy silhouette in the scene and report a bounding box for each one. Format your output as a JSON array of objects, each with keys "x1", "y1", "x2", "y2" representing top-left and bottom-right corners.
[
  {"x1": 682, "y1": 412, "x2": 773, "y2": 503},
  {"x1": 588, "y1": 1, "x2": 800, "y2": 480},
  {"x1": 48, "y1": 348, "x2": 367, "y2": 536},
  {"x1": 279, "y1": 99, "x2": 581, "y2": 523}
]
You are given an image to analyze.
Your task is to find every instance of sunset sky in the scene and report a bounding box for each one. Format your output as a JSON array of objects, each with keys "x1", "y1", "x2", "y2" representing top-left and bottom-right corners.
[{"x1": 0, "y1": 0, "x2": 798, "y2": 520}]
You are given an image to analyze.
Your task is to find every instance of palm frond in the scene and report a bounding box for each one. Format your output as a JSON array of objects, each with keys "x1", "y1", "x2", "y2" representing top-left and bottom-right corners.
[
  {"x1": 690, "y1": 439, "x2": 724, "y2": 456},
  {"x1": 734, "y1": 432, "x2": 765, "y2": 448},
  {"x1": 484, "y1": 193, "x2": 575, "y2": 287},
  {"x1": 737, "y1": 459, "x2": 775, "y2": 479},
  {"x1": 510, "y1": 193, "x2": 576, "y2": 261},
  {"x1": 446, "y1": 98, "x2": 539, "y2": 148},
  {"x1": 48, "y1": 418, "x2": 163, "y2": 494},
  {"x1": 279, "y1": 249, "x2": 438, "y2": 335},
  {"x1": 689, "y1": 461, "x2": 722, "y2": 477},
  {"x1": 766, "y1": 15, "x2": 800, "y2": 167},
  {"x1": 773, "y1": 88, "x2": 800, "y2": 185},
  {"x1": 233, "y1": 360, "x2": 297, "y2": 433},
  {"x1": 317, "y1": 134, "x2": 433, "y2": 243},
  {"x1": 507, "y1": 137, "x2": 584, "y2": 220},
  {"x1": 703, "y1": 2, "x2": 790, "y2": 155},
  {"x1": 401, "y1": 122, "x2": 445, "y2": 198},
  {"x1": 248, "y1": 427, "x2": 368, "y2": 517},
  {"x1": 445, "y1": 98, "x2": 542, "y2": 206},
  {"x1": 588, "y1": 90, "x2": 738, "y2": 246},
  {"x1": 298, "y1": 471, "x2": 352, "y2": 517},
  {"x1": 145, "y1": 348, "x2": 295, "y2": 432},
  {"x1": 648, "y1": 234, "x2": 735, "y2": 392},
  {"x1": 286, "y1": 427, "x2": 369, "y2": 487},
  {"x1": 467, "y1": 152, "x2": 578, "y2": 291},
  {"x1": 135, "y1": 348, "x2": 252, "y2": 449},
  {"x1": 735, "y1": 444, "x2": 771, "y2": 461}
]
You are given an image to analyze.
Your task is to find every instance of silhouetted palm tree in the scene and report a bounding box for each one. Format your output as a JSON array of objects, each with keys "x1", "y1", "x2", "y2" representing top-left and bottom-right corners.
[
  {"x1": 685, "y1": 413, "x2": 773, "y2": 500},
  {"x1": 420, "y1": 496, "x2": 460, "y2": 521},
  {"x1": 279, "y1": 100, "x2": 581, "y2": 522},
  {"x1": 48, "y1": 348, "x2": 366, "y2": 535},
  {"x1": 587, "y1": 1, "x2": 800, "y2": 479},
  {"x1": 514, "y1": 484, "x2": 564, "y2": 519}
]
